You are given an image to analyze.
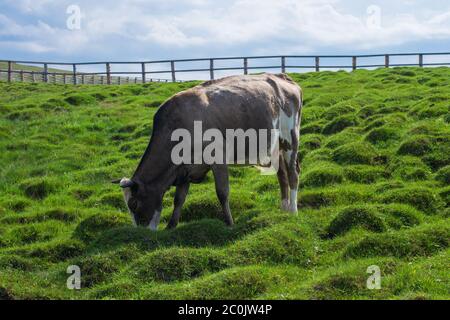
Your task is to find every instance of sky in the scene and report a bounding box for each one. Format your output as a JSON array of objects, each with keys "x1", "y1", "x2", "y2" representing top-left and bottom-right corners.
[{"x1": 0, "y1": 0, "x2": 449, "y2": 79}]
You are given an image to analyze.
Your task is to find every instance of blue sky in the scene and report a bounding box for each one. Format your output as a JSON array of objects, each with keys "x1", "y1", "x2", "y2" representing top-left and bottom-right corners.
[{"x1": 1, "y1": 0, "x2": 449, "y2": 67}]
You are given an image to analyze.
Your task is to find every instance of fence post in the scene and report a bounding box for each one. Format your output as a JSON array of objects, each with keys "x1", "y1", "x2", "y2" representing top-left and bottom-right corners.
[
  {"x1": 385, "y1": 55, "x2": 389, "y2": 68},
  {"x1": 244, "y1": 58, "x2": 248, "y2": 75},
  {"x1": 31, "y1": 71, "x2": 35, "y2": 83},
  {"x1": 281, "y1": 56, "x2": 286, "y2": 73},
  {"x1": 419, "y1": 54, "x2": 423, "y2": 67},
  {"x1": 43, "y1": 63, "x2": 48, "y2": 83},
  {"x1": 63, "y1": 74, "x2": 67, "y2": 84},
  {"x1": 141, "y1": 62, "x2": 146, "y2": 84},
  {"x1": 171, "y1": 61, "x2": 176, "y2": 82},
  {"x1": 315, "y1": 57, "x2": 320, "y2": 72},
  {"x1": 7, "y1": 61, "x2": 12, "y2": 83},
  {"x1": 72, "y1": 64, "x2": 77, "y2": 85},
  {"x1": 81, "y1": 74, "x2": 85, "y2": 84},
  {"x1": 118, "y1": 77, "x2": 121, "y2": 85},
  {"x1": 20, "y1": 70, "x2": 24, "y2": 82},
  {"x1": 352, "y1": 56, "x2": 357, "y2": 71},
  {"x1": 106, "y1": 63, "x2": 111, "y2": 85},
  {"x1": 209, "y1": 59, "x2": 214, "y2": 80}
]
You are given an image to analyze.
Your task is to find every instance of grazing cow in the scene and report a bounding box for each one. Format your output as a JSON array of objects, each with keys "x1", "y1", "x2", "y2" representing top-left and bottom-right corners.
[{"x1": 114, "y1": 73, "x2": 302, "y2": 230}]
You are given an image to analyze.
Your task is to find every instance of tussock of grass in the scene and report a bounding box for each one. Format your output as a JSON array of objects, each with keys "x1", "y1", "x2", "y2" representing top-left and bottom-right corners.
[
  {"x1": 19, "y1": 177, "x2": 60, "y2": 200},
  {"x1": 326, "y1": 203, "x2": 422, "y2": 238},
  {"x1": 365, "y1": 127, "x2": 400, "y2": 145},
  {"x1": 7, "y1": 108, "x2": 44, "y2": 121},
  {"x1": 321, "y1": 103, "x2": 356, "y2": 120},
  {"x1": 70, "y1": 247, "x2": 140, "y2": 287},
  {"x1": 322, "y1": 115, "x2": 358, "y2": 135},
  {"x1": 299, "y1": 184, "x2": 372, "y2": 209},
  {"x1": 343, "y1": 165, "x2": 389, "y2": 184},
  {"x1": 64, "y1": 94, "x2": 96, "y2": 106},
  {"x1": 435, "y1": 165, "x2": 450, "y2": 185},
  {"x1": 0, "y1": 197, "x2": 31, "y2": 213},
  {"x1": 90, "y1": 219, "x2": 237, "y2": 252},
  {"x1": 344, "y1": 223, "x2": 449, "y2": 259},
  {"x1": 0, "y1": 255, "x2": 40, "y2": 271},
  {"x1": 73, "y1": 213, "x2": 130, "y2": 242},
  {"x1": 129, "y1": 247, "x2": 231, "y2": 282},
  {"x1": 1, "y1": 208, "x2": 78, "y2": 224},
  {"x1": 398, "y1": 136, "x2": 432, "y2": 156},
  {"x1": 302, "y1": 163, "x2": 344, "y2": 188},
  {"x1": 301, "y1": 134, "x2": 323, "y2": 150},
  {"x1": 326, "y1": 205, "x2": 387, "y2": 237},
  {"x1": 332, "y1": 142, "x2": 378, "y2": 165},
  {"x1": 8, "y1": 239, "x2": 86, "y2": 262},
  {"x1": 138, "y1": 266, "x2": 286, "y2": 300},
  {"x1": 301, "y1": 121, "x2": 325, "y2": 134},
  {"x1": 323, "y1": 131, "x2": 361, "y2": 149},
  {"x1": 388, "y1": 156, "x2": 430, "y2": 178},
  {"x1": 181, "y1": 192, "x2": 255, "y2": 222},
  {"x1": 378, "y1": 186, "x2": 443, "y2": 214}
]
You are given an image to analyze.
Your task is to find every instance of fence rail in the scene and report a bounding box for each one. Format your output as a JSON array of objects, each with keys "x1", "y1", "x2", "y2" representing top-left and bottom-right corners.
[{"x1": 1, "y1": 52, "x2": 450, "y2": 85}]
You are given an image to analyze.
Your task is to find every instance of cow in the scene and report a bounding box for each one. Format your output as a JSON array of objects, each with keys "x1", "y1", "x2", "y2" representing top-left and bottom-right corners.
[{"x1": 113, "y1": 73, "x2": 302, "y2": 230}]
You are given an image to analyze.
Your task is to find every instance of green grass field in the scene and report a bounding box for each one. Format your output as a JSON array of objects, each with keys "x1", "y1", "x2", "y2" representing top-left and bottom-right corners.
[{"x1": 0, "y1": 67, "x2": 449, "y2": 300}]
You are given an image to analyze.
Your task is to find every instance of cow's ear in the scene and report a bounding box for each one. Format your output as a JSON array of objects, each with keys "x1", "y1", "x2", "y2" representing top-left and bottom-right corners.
[
  {"x1": 116, "y1": 177, "x2": 137, "y2": 189},
  {"x1": 111, "y1": 178, "x2": 137, "y2": 188}
]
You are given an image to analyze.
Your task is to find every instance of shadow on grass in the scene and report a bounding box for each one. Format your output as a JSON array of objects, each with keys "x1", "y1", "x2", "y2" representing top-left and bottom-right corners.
[{"x1": 86, "y1": 219, "x2": 240, "y2": 253}]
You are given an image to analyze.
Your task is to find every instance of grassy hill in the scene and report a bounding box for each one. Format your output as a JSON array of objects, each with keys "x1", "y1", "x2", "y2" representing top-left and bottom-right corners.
[
  {"x1": 0, "y1": 67, "x2": 449, "y2": 300},
  {"x1": 0, "y1": 62, "x2": 72, "y2": 73}
]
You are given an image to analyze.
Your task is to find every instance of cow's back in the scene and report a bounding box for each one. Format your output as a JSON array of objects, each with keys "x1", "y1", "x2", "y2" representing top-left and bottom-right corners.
[{"x1": 158, "y1": 73, "x2": 301, "y2": 133}]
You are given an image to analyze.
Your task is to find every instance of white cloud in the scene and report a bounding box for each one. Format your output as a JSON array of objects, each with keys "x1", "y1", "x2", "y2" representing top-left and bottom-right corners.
[
  {"x1": 80, "y1": 0, "x2": 450, "y2": 50},
  {"x1": 0, "y1": 40, "x2": 54, "y2": 53},
  {"x1": 4, "y1": 0, "x2": 55, "y2": 14}
]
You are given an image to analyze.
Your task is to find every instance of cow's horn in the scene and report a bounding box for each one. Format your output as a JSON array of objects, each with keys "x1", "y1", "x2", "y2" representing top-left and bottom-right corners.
[{"x1": 119, "y1": 178, "x2": 136, "y2": 188}]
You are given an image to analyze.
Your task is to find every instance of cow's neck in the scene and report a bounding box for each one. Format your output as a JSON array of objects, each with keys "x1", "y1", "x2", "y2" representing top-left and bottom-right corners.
[{"x1": 132, "y1": 131, "x2": 177, "y2": 191}]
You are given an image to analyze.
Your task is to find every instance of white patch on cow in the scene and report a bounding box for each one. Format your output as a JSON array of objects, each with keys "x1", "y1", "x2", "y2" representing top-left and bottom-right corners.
[
  {"x1": 148, "y1": 210, "x2": 161, "y2": 231},
  {"x1": 257, "y1": 109, "x2": 296, "y2": 175},
  {"x1": 120, "y1": 177, "x2": 136, "y2": 226},
  {"x1": 279, "y1": 109, "x2": 295, "y2": 145},
  {"x1": 289, "y1": 189, "x2": 298, "y2": 214}
]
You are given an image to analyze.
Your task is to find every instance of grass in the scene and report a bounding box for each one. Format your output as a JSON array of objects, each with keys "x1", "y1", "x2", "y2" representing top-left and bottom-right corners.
[{"x1": 0, "y1": 67, "x2": 449, "y2": 300}]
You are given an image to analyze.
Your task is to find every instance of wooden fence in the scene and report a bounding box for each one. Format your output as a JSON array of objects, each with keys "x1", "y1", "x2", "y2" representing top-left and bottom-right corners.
[{"x1": 1, "y1": 52, "x2": 449, "y2": 85}]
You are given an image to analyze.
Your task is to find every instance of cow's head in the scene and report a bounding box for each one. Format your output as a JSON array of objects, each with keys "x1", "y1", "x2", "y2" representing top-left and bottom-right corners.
[{"x1": 112, "y1": 177, "x2": 163, "y2": 230}]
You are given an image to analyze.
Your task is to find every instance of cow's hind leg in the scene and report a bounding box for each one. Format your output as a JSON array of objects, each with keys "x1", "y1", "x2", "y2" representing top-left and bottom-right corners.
[
  {"x1": 212, "y1": 165, "x2": 233, "y2": 226},
  {"x1": 286, "y1": 128, "x2": 300, "y2": 213},
  {"x1": 277, "y1": 154, "x2": 290, "y2": 211},
  {"x1": 167, "y1": 182, "x2": 190, "y2": 229}
]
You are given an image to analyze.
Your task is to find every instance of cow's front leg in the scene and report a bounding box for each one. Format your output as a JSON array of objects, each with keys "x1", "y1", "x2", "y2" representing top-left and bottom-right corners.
[
  {"x1": 212, "y1": 165, "x2": 233, "y2": 226},
  {"x1": 167, "y1": 182, "x2": 190, "y2": 229}
]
